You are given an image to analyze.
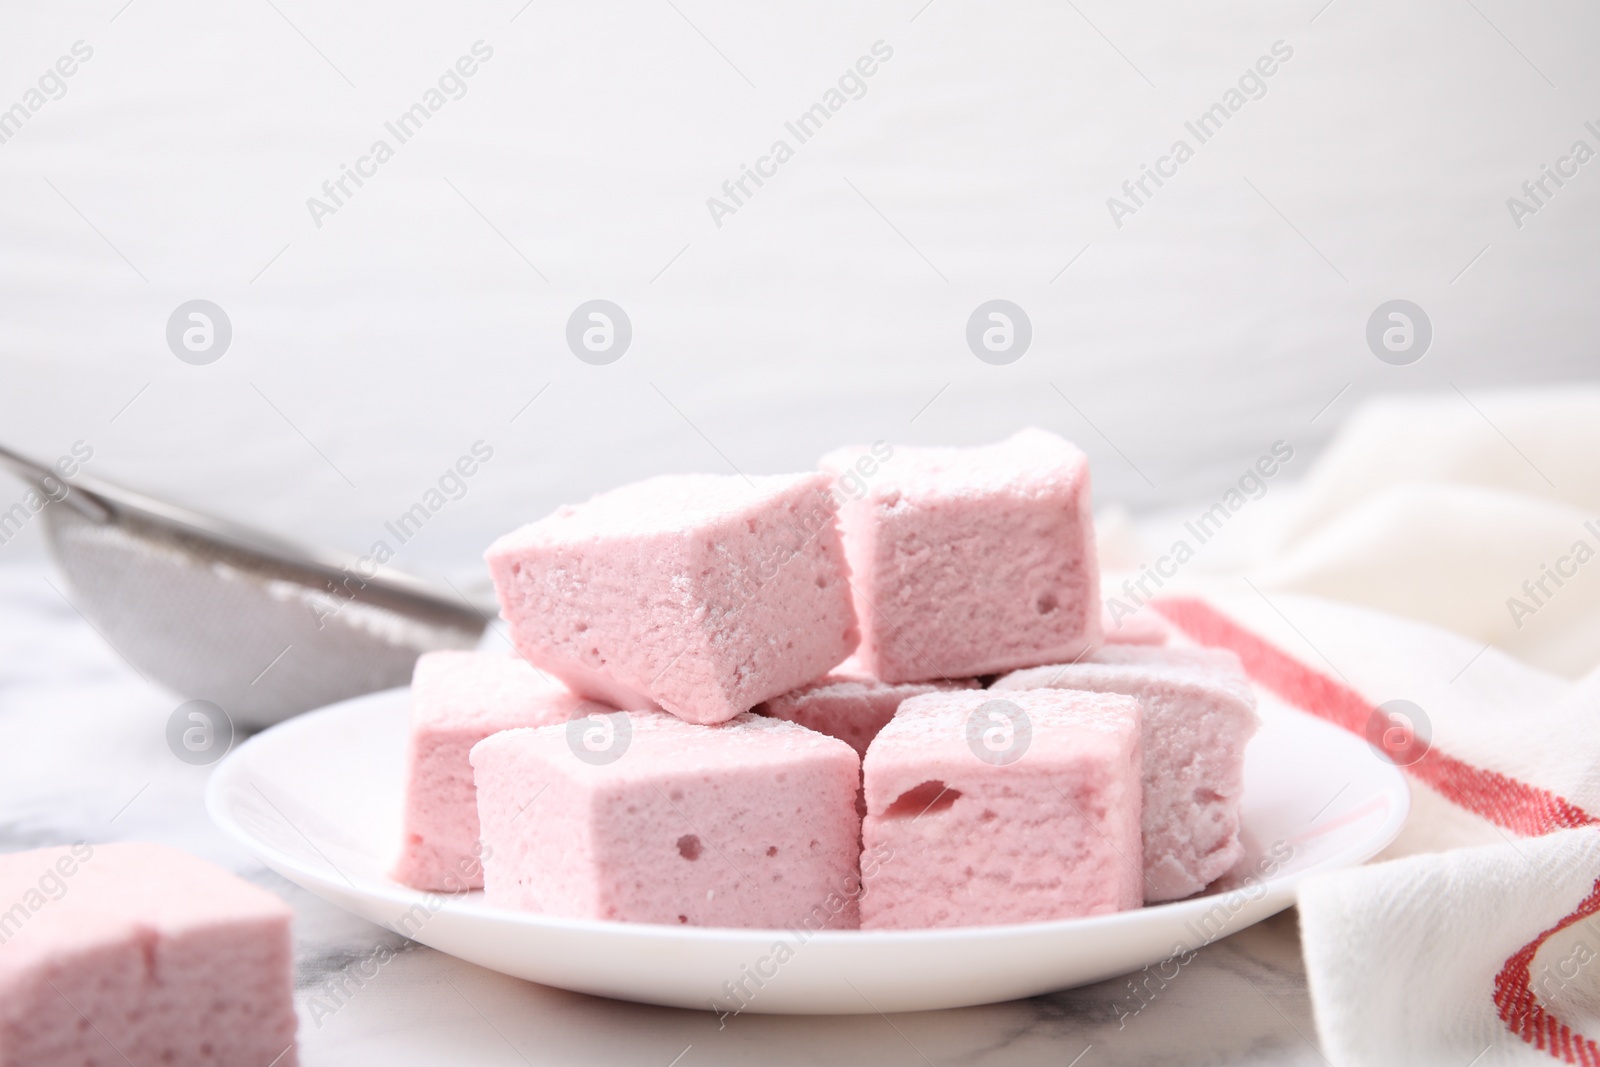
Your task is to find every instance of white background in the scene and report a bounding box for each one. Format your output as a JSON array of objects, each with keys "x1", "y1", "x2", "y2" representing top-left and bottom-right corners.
[
  {"x1": 1, "y1": 0, "x2": 1596, "y2": 583},
  {"x1": 3, "y1": 5, "x2": 1599, "y2": 1062}
]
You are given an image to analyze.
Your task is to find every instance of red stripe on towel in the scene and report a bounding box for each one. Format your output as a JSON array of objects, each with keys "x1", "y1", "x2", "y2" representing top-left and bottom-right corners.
[
  {"x1": 1492, "y1": 877, "x2": 1600, "y2": 1065},
  {"x1": 1150, "y1": 597, "x2": 1596, "y2": 836},
  {"x1": 1150, "y1": 596, "x2": 1600, "y2": 1065}
]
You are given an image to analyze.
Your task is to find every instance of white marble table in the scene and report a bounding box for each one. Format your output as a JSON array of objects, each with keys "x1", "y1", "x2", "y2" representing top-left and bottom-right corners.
[{"x1": 0, "y1": 547, "x2": 1323, "y2": 1065}]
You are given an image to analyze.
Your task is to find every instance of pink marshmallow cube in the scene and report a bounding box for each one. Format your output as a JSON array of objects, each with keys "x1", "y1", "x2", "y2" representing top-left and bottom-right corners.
[
  {"x1": 758, "y1": 665, "x2": 980, "y2": 757},
  {"x1": 485, "y1": 471, "x2": 859, "y2": 725},
  {"x1": 860, "y1": 688, "x2": 1143, "y2": 929},
  {"x1": 471, "y1": 712, "x2": 862, "y2": 929},
  {"x1": 392, "y1": 650, "x2": 594, "y2": 891},
  {"x1": 1101, "y1": 607, "x2": 1171, "y2": 645},
  {"x1": 1089, "y1": 643, "x2": 1241, "y2": 672},
  {"x1": 995, "y1": 646, "x2": 1259, "y2": 902},
  {"x1": 0, "y1": 842, "x2": 297, "y2": 1067},
  {"x1": 820, "y1": 428, "x2": 1101, "y2": 683}
]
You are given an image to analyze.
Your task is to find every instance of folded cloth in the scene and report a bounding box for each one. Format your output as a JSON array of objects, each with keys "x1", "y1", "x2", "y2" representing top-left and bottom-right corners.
[
  {"x1": 1153, "y1": 593, "x2": 1600, "y2": 1066},
  {"x1": 1299, "y1": 827, "x2": 1600, "y2": 1067},
  {"x1": 1130, "y1": 386, "x2": 1600, "y2": 1065},
  {"x1": 1263, "y1": 386, "x2": 1600, "y2": 680}
]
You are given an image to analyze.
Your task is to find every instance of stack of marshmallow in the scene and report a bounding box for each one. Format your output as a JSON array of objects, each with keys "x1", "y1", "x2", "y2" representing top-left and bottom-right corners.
[{"x1": 392, "y1": 429, "x2": 1259, "y2": 929}]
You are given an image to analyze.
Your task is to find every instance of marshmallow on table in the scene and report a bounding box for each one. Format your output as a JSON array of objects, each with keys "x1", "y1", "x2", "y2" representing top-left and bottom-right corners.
[
  {"x1": 471, "y1": 712, "x2": 862, "y2": 929},
  {"x1": 392, "y1": 650, "x2": 593, "y2": 891},
  {"x1": 860, "y1": 688, "x2": 1143, "y2": 929},
  {"x1": 486, "y1": 471, "x2": 859, "y2": 725},
  {"x1": 0, "y1": 842, "x2": 297, "y2": 1067},
  {"x1": 820, "y1": 428, "x2": 1101, "y2": 683},
  {"x1": 995, "y1": 645, "x2": 1259, "y2": 902},
  {"x1": 757, "y1": 662, "x2": 980, "y2": 756}
]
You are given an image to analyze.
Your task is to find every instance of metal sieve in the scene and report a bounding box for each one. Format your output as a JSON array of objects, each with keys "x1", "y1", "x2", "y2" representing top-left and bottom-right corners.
[{"x1": 0, "y1": 443, "x2": 489, "y2": 730}]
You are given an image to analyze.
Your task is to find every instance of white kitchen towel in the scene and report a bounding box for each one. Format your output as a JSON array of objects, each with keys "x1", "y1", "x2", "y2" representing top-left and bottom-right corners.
[
  {"x1": 1131, "y1": 386, "x2": 1600, "y2": 1066},
  {"x1": 1260, "y1": 386, "x2": 1600, "y2": 680},
  {"x1": 1151, "y1": 592, "x2": 1599, "y2": 1065},
  {"x1": 1299, "y1": 826, "x2": 1600, "y2": 1067}
]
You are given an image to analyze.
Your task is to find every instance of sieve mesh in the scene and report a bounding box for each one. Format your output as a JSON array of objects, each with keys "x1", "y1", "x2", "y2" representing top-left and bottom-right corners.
[
  {"x1": 41, "y1": 504, "x2": 484, "y2": 729},
  {"x1": 0, "y1": 441, "x2": 490, "y2": 730}
]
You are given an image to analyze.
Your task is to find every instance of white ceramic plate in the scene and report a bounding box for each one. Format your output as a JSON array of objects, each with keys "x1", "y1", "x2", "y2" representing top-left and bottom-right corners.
[{"x1": 206, "y1": 679, "x2": 1408, "y2": 1015}]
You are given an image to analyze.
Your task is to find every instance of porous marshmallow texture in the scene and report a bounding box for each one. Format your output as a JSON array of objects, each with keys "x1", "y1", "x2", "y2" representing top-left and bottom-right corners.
[
  {"x1": 995, "y1": 645, "x2": 1259, "y2": 902},
  {"x1": 860, "y1": 688, "x2": 1142, "y2": 929},
  {"x1": 471, "y1": 712, "x2": 862, "y2": 929},
  {"x1": 758, "y1": 666, "x2": 980, "y2": 757},
  {"x1": 0, "y1": 843, "x2": 298, "y2": 1067},
  {"x1": 392, "y1": 650, "x2": 595, "y2": 891},
  {"x1": 485, "y1": 471, "x2": 859, "y2": 725},
  {"x1": 820, "y1": 428, "x2": 1101, "y2": 683}
]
